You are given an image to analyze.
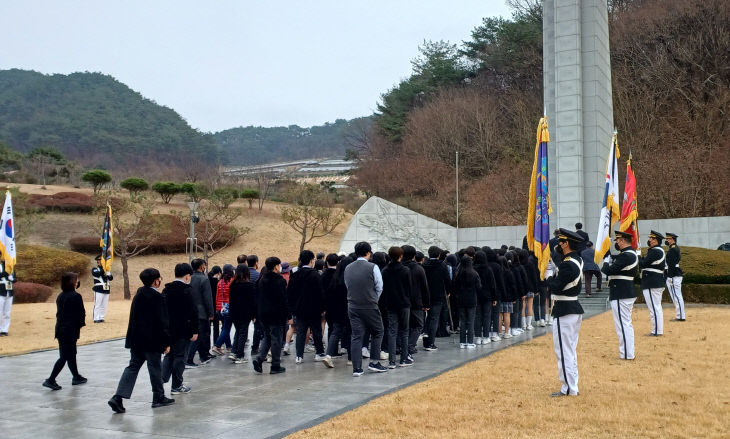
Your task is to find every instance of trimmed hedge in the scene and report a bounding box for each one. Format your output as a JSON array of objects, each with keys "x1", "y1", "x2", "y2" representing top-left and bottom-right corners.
[
  {"x1": 15, "y1": 245, "x2": 90, "y2": 286},
  {"x1": 68, "y1": 214, "x2": 236, "y2": 255},
  {"x1": 28, "y1": 192, "x2": 94, "y2": 213},
  {"x1": 634, "y1": 284, "x2": 730, "y2": 305},
  {"x1": 13, "y1": 282, "x2": 55, "y2": 303},
  {"x1": 639, "y1": 246, "x2": 730, "y2": 284}
]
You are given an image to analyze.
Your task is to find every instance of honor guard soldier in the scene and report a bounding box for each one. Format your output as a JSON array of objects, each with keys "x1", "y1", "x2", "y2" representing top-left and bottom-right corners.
[
  {"x1": 601, "y1": 230, "x2": 638, "y2": 360},
  {"x1": 664, "y1": 233, "x2": 685, "y2": 321},
  {"x1": 0, "y1": 254, "x2": 16, "y2": 336},
  {"x1": 92, "y1": 255, "x2": 113, "y2": 323},
  {"x1": 549, "y1": 228, "x2": 584, "y2": 397},
  {"x1": 640, "y1": 231, "x2": 666, "y2": 336}
]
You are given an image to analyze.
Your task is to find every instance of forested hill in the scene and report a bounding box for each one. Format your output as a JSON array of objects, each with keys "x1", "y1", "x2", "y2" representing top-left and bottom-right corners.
[
  {"x1": 0, "y1": 69, "x2": 216, "y2": 169},
  {"x1": 214, "y1": 117, "x2": 370, "y2": 165}
]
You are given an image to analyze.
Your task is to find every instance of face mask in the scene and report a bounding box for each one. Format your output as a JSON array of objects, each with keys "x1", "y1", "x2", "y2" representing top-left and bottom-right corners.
[
  {"x1": 76, "y1": 281, "x2": 81, "y2": 289},
  {"x1": 554, "y1": 245, "x2": 563, "y2": 255},
  {"x1": 664, "y1": 240, "x2": 670, "y2": 246},
  {"x1": 646, "y1": 240, "x2": 652, "y2": 247},
  {"x1": 614, "y1": 243, "x2": 621, "y2": 251}
]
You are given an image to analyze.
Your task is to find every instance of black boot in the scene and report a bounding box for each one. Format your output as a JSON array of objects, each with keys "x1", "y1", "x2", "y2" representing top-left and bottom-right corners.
[{"x1": 108, "y1": 395, "x2": 126, "y2": 413}]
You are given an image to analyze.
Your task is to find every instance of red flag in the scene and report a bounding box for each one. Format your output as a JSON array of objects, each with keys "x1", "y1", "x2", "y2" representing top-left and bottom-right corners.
[{"x1": 619, "y1": 159, "x2": 639, "y2": 249}]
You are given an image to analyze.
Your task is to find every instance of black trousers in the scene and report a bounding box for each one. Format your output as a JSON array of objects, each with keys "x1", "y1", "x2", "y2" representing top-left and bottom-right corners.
[
  {"x1": 387, "y1": 308, "x2": 410, "y2": 364},
  {"x1": 49, "y1": 339, "x2": 80, "y2": 380},
  {"x1": 459, "y1": 306, "x2": 476, "y2": 344},
  {"x1": 474, "y1": 302, "x2": 493, "y2": 337},
  {"x1": 252, "y1": 320, "x2": 264, "y2": 353},
  {"x1": 232, "y1": 318, "x2": 253, "y2": 358},
  {"x1": 295, "y1": 317, "x2": 325, "y2": 358},
  {"x1": 423, "y1": 302, "x2": 443, "y2": 347},
  {"x1": 212, "y1": 314, "x2": 220, "y2": 342},
  {"x1": 326, "y1": 320, "x2": 347, "y2": 357},
  {"x1": 349, "y1": 307, "x2": 384, "y2": 371},
  {"x1": 408, "y1": 309, "x2": 425, "y2": 353},
  {"x1": 115, "y1": 349, "x2": 164, "y2": 401},
  {"x1": 162, "y1": 338, "x2": 189, "y2": 389},
  {"x1": 256, "y1": 323, "x2": 283, "y2": 369},
  {"x1": 186, "y1": 319, "x2": 212, "y2": 363}
]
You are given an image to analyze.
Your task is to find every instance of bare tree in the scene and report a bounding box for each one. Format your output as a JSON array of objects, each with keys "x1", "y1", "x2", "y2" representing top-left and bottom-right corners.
[
  {"x1": 94, "y1": 193, "x2": 163, "y2": 299},
  {"x1": 253, "y1": 168, "x2": 276, "y2": 211},
  {"x1": 279, "y1": 184, "x2": 347, "y2": 252}
]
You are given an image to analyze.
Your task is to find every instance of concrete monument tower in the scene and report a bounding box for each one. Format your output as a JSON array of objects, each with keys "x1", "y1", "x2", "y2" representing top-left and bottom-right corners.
[{"x1": 543, "y1": 0, "x2": 614, "y2": 235}]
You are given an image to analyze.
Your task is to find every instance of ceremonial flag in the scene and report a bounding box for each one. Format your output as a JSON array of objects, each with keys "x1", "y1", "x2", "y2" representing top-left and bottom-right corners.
[
  {"x1": 99, "y1": 203, "x2": 113, "y2": 272},
  {"x1": 619, "y1": 157, "x2": 640, "y2": 249},
  {"x1": 526, "y1": 116, "x2": 552, "y2": 279},
  {"x1": 0, "y1": 191, "x2": 16, "y2": 274},
  {"x1": 594, "y1": 133, "x2": 621, "y2": 264}
]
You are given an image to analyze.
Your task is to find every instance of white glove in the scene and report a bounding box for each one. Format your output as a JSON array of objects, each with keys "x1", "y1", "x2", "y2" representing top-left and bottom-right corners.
[
  {"x1": 105, "y1": 272, "x2": 112, "y2": 276},
  {"x1": 603, "y1": 255, "x2": 611, "y2": 264}
]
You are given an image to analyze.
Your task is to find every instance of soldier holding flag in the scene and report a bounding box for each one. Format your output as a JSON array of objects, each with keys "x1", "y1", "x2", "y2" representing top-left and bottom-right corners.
[
  {"x1": 93, "y1": 204, "x2": 114, "y2": 323},
  {"x1": 0, "y1": 191, "x2": 17, "y2": 336}
]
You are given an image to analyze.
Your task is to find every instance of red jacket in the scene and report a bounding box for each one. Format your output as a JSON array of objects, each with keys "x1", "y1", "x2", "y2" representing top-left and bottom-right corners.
[{"x1": 216, "y1": 278, "x2": 231, "y2": 312}]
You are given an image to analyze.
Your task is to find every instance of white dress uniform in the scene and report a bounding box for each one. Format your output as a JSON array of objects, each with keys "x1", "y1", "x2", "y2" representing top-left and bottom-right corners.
[
  {"x1": 0, "y1": 261, "x2": 15, "y2": 335},
  {"x1": 92, "y1": 264, "x2": 113, "y2": 322},
  {"x1": 665, "y1": 234, "x2": 685, "y2": 321},
  {"x1": 640, "y1": 231, "x2": 667, "y2": 336},
  {"x1": 601, "y1": 234, "x2": 638, "y2": 360}
]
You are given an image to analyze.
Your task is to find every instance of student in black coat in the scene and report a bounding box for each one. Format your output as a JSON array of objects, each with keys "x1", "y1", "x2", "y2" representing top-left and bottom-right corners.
[
  {"x1": 454, "y1": 255, "x2": 481, "y2": 348},
  {"x1": 287, "y1": 250, "x2": 328, "y2": 363},
  {"x1": 252, "y1": 257, "x2": 290, "y2": 375},
  {"x1": 381, "y1": 246, "x2": 413, "y2": 367},
  {"x1": 500, "y1": 254, "x2": 518, "y2": 338},
  {"x1": 422, "y1": 246, "x2": 451, "y2": 350},
  {"x1": 229, "y1": 264, "x2": 258, "y2": 362},
  {"x1": 511, "y1": 251, "x2": 529, "y2": 334},
  {"x1": 520, "y1": 249, "x2": 540, "y2": 330},
  {"x1": 484, "y1": 248, "x2": 505, "y2": 341},
  {"x1": 161, "y1": 263, "x2": 198, "y2": 394},
  {"x1": 402, "y1": 245, "x2": 429, "y2": 355},
  {"x1": 323, "y1": 253, "x2": 348, "y2": 363},
  {"x1": 473, "y1": 251, "x2": 496, "y2": 345},
  {"x1": 43, "y1": 272, "x2": 86, "y2": 391},
  {"x1": 108, "y1": 268, "x2": 174, "y2": 413}
]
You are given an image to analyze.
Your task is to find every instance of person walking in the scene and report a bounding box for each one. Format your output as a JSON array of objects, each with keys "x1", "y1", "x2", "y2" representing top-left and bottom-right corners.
[
  {"x1": 323, "y1": 253, "x2": 348, "y2": 366},
  {"x1": 229, "y1": 264, "x2": 257, "y2": 363},
  {"x1": 381, "y1": 246, "x2": 413, "y2": 368},
  {"x1": 287, "y1": 250, "x2": 330, "y2": 366},
  {"x1": 212, "y1": 264, "x2": 234, "y2": 355},
  {"x1": 185, "y1": 259, "x2": 215, "y2": 367},
  {"x1": 402, "y1": 245, "x2": 429, "y2": 356},
  {"x1": 43, "y1": 272, "x2": 87, "y2": 391},
  {"x1": 208, "y1": 266, "x2": 222, "y2": 343},
  {"x1": 161, "y1": 263, "x2": 198, "y2": 394},
  {"x1": 580, "y1": 242, "x2": 602, "y2": 296},
  {"x1": 549, "y1": 229, "x2": 585, "y2": 397},
  {"x1": 640, "y1": 231, "x2": 667, "y2": 336},
  {"x1": 252, "y1": 257, "x2": 289, "y2": 375},
  {"x1": 91, "y1": 255, "x2": 113, "y2": 323},
  {"x1": 665, "y1": 233, "x2": 686, "y2": 321},
  {"x1": 421, "y1": 246, "x2": 450, "y2": 351},
  {"x1": 344, "y1": 242, "x2": 387, "y2": 376},
  {"x1": 601, "y1": 231, "x2": 639, "y2": 360},
  {"x1": 108, "y1": 268, "x2": 174, "y2": 413}
]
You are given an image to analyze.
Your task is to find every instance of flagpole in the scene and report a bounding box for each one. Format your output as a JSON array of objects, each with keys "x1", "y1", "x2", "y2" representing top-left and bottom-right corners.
[{"x1": 455, "y1": 150, "x2": 459, "y2": 231}]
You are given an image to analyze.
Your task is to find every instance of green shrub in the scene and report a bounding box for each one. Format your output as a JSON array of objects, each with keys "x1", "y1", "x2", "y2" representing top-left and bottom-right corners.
[
  {"x1": 634, "y1": 284, "x2": 730, "y2": 304},
  {"x1": 239, "y1": 189, "x2": 259, "y2": 208},
  {"x1": 15, "y1": 245, "x2": 90, "y2": 286},
  {"x1": 13, "y1": 282, "x2": 55, "y2": 303},
  {"x1": 120, "y1": 177, "x2": 149, "y2": 195},
  {"x1": 151, "y1": 181, "x2": 181, "y2": 204},
  {"x1": 81, "y1": 169, "x2": 112, "y2": 193}
]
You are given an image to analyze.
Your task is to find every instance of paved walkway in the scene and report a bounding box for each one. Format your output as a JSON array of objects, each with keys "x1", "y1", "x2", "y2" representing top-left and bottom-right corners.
[{"x1": 0, "y1": 304, "x2": 605, "y2": 439}]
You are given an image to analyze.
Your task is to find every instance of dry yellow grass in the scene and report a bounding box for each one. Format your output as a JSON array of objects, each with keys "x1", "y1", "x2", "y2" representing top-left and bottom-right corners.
[
  {"x1": 289, "y1": 307, "x2": 730, "y2": 439},
  {"x1": 0, "y1": 300, "x2": 131, "y2": 356}
]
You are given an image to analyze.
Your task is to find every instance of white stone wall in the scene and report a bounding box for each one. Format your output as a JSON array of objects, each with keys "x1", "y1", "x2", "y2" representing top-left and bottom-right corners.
[{"x1": 339, "y1": 197, "x2": 730, "y2": 253}]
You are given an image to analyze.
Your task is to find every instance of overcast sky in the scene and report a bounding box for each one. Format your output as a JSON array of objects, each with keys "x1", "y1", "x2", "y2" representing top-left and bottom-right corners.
[{"x1": 0, "y1": 1, "x2": 511, "y2": 132}]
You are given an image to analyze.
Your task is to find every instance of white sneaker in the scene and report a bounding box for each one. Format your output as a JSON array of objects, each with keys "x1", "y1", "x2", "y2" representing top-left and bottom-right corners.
[
  {"x1": 322, "y1": 355, "x2": 334, "y2": 368},
  {"x1": 483, "y1": 337, "x2": 491, "y2": 344},
  {"x1": 460, "y1": 343, "x2": 467, "y2": 349},
  {"x1": 314, "y1": 354, "x2": 327, "y2": 362},
  {"x1": 538, "y1": 319, "x2": 546, "y2": 327},
  {"x1": 527, "y1": 325, "x2": 534, "y2": 331},
  {"x1": 466, "y1": 344, "x2": 476, "y2": 349},
  {"x1": 283, "y1": 343, "x2": 290, "y2": 354},
  {"x1": 503, "y1": 333, "x2": 513, "y2": 339},
  {"x1": 295, "y1": 356, "x2": 303, "y2": 364},
  {"x1": 361, "y1": 347, "x2": 370, "y2": 358},
  {"x1": 379, "y1": 351, "x2": 388, "y2": 361},
  {"x1": 475, "y1": 337, "x2": 482, "y2": 345},
  {"x1": 346, "y1": 360, "x2": 353, "y2": 366},
  {"x1": 304, "y1": 345, "x2": 315, "y2": 353},
  {"x1": 491, "y1": 335, "x2": 501, "y2": 342}
]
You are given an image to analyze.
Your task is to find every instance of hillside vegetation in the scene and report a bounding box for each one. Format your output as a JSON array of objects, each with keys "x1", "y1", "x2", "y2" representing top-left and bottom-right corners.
[{"x1": 0, "y1": 69, "x2": 216, "y2": 171}]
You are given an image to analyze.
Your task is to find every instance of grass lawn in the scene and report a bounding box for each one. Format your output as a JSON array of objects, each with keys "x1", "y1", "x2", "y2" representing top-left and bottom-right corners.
[{"x1": 289, "y1": 306, "x2": 730, "y2": 439}]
